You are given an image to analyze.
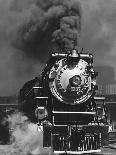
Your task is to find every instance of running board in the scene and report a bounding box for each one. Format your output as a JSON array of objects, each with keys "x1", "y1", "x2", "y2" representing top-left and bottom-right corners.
[{"x1": 54, "y1": 149, "x2": 101, "y2": 154}]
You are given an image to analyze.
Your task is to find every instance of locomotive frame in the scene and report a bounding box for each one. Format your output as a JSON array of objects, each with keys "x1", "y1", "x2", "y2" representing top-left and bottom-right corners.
[{"x1": 19, "y1": 49, "x2": 110, "y2": 154}]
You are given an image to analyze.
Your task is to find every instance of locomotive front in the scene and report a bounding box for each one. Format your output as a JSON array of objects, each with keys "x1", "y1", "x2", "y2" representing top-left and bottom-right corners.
[
  {"x1": 20, "y1": 49, "x2": 109, "y2": 154},
  {"x1": 49, "y1": 49, "x2": 97, "y2": 105}
]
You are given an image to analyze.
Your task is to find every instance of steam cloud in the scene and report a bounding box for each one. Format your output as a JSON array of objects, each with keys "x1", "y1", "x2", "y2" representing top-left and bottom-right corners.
[
  {"x1": 79, "y1": 0, "x2": 116, "y2": 80},
  {"x1": 7, "y1": 112, "x2": 51, "y2": 155},
  {"x1": 0, "y1": 0, "x2": 81, "y2": 96}
]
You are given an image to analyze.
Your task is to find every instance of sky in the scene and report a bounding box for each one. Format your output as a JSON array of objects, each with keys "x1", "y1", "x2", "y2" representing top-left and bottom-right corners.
[{"x1": 80, "y1": 0, "x2": 116, "y2": 81}]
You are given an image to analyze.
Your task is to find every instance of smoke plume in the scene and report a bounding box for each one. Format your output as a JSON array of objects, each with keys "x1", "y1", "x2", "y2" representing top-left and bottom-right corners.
[
  {"x1": 79, "y1": 0, "x2": 116, "y2": 80},
  {"x1": 0, "y1": 0, "x2": 81, "y2": 95},
  {"x1": 16, "y1": 0, "x2": 82, "y2": 58}
]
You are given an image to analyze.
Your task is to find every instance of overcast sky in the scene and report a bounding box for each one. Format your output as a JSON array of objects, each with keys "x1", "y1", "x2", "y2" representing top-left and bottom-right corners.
[{"x1": 80, "y1": 0, "x2": 116, "y2": 80}]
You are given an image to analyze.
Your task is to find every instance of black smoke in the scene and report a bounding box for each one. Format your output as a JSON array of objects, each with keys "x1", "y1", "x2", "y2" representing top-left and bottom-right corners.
[
  {"x1": 0, "y1": 0, "x2": 81, "y2": 95},
  {"x1": 15, "y1": 0, "x2": 82, "y2": 61}
]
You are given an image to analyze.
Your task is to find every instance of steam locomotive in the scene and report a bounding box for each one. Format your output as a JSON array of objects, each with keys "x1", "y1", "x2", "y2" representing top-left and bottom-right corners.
[{"x1": 19, "y1": 49, "x2": 109, "y2": 154}]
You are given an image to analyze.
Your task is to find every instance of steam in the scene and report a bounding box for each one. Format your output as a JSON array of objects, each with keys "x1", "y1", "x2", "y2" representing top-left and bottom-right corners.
[
  {"x1": 0, "y1": 0, "x2": 81, "y2": 95},
  {"x1": 79, "y1": 0, "x2": 116, "y2": 79},
  {"x1": 7, "y1": 112, "x2": 51, "y2": 155}
]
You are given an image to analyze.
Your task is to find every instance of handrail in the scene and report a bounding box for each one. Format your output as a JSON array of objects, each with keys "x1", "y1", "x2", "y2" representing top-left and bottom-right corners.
[
  {"x1": 53, "y1": 111, "x2": 96, "y2": 114},
  {"x1": 24, "y1": 86, "x2": 43, "y2": 97},
  {"x1": 94, "y1": 96, "x2": 105, "y2": 100}
]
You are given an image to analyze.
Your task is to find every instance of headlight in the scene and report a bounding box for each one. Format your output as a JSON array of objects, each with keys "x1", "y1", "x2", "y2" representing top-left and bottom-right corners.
[{"x1": 71, "y1": 75, "x2": 81, "y2": 86}]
